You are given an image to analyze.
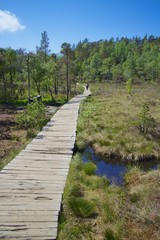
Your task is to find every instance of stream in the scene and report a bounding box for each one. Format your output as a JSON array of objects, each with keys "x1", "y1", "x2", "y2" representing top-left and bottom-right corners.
[{"x1": 82, "y1": 146, "x2": 160, "y2": 185}]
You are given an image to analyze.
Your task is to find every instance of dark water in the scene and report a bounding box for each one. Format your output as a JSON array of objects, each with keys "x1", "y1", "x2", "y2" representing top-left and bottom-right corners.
[{"x1": 82, "y1": 146, "x2": 160, "y2": 185}]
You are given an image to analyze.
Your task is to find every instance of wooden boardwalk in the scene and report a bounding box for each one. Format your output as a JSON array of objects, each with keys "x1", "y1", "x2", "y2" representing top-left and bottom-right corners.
[{"x1": 0, "y1": 89, "x2": 90, "y2": 239}]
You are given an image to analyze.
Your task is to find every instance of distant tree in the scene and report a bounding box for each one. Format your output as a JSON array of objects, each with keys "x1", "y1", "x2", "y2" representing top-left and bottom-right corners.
[
  {"x1": 0, "y1": 50, "x2": 7, "y2": 101},
  {"x1": 61, "y1": 42, "x2": 74, "y2": 101},
  {"x1": 30, "y1": 54, "x2": 46, "y2": 95},
  {"x1": 36, "y1": 31, "x2": 50, "y2": 62},
  {"x1": 43, "y1": 57, "x2": 58, "y2": 100}
]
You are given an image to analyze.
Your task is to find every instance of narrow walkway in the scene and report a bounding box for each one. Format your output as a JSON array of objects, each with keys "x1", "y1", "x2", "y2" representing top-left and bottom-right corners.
[{"x1": 0, "y1": 88, "x2": 90, "y2": 239}]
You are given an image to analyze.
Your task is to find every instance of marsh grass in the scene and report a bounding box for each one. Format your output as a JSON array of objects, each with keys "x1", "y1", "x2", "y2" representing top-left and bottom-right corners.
[
  {"x1": 123, "y1": 168, "x2": 160, "y2": 240},
  {"x1": 58, "y1": 154, "x2": 113, "y2": 239},
  {"x1": 105, "y1": 227, "x2": 121, "y2": 240},
  {"x1": 83, "y1": 162, "x2": 97, "y2": 175},
  {"x1": 58, "y1": 149, "x2": 159, "y2": 240},
  {"x1": 58, "y1": 82, "x2": 160, "y2": 240},
  {"x1": 76, "y1": 82, "x2": 160, "y2": 161},
  {"x1": 68, "y1": 197, "x2": 96, "y2": 218}
]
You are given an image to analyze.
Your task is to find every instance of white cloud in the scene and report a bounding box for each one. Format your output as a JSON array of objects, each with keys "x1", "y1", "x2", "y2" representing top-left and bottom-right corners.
[{"x1": 0, "y1": 10, "x2": 25, "y2": 32}]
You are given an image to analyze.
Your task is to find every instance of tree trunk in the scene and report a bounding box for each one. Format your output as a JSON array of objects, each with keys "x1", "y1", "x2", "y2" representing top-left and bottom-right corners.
[{"x1": 2, "y1": 71, "x2": 7, "y2": 101}]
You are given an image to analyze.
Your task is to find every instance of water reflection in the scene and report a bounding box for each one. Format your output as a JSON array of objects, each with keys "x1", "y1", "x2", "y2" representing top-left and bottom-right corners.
[{"x1": 82, "y1": 146, "x2": 160, "y2": 185}]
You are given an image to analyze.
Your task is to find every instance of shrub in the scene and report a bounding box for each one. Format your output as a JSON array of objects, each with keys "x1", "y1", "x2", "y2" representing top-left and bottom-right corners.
[
  {"x1": 126, "y1": 78, "x2": 132, "y2": 96},
  {"x1": 16, "y1": 100, "x2": 47, "y2": 130},
  {"x1": 134, "y1": 103, "x2": 156, "y2": 134}
]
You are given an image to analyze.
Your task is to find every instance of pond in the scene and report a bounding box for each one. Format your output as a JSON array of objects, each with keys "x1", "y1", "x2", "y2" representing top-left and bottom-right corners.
[{"x1": 82, "y1": 146, "x2": 160, "y2": 185}]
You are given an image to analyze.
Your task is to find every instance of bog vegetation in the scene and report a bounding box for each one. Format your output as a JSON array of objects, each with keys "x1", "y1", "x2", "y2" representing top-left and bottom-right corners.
[
  {"x1": 58, "y1": 154, "x2": 160, "y2": 240},
  {"x1": 58, "y1": 82, "x2": 160, "y2": 240},
  {"x1": 76, "y1": 83, "x2": 160, "y2": 161}
]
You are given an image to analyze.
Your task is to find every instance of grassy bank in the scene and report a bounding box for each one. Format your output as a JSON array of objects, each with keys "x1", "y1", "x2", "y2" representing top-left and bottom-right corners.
[
  {"x1": 76, "y1": 82, "x2": 160, "y2": 161},
  {"x1": 58, "y1": 82, "x2": 160, "y2": 239},
  {"x1": 58, "y1": 154, "x2": 160, "y2": 240},
  {"x1": 58, "y1": 154, "x2": 123, "y2": 240}
]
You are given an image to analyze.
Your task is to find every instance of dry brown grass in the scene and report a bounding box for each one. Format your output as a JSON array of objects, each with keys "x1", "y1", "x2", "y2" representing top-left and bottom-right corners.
[{"x1": 123, "y1": 168, "x2": 160, "y2": 240}]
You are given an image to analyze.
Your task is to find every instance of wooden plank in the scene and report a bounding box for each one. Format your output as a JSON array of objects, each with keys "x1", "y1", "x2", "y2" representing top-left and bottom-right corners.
[
  {"x1": 0, "y1": 223, "x2": 57, "y2": 230},
  {"x1": 1, "y1": 168, "x2": 69, "y2": 174},
  {"x1": 0, "y1": 215, "x2": 58, "y2": 222},
  {"x1": 0, "y1": 228, "x2": 57, "y2": 238},
  {"x1": 0, "y1": 210, "x2": 59, "y2": 216},
  {"x1": 0, "y1": 203, "x2": 60, "y2": 211}
]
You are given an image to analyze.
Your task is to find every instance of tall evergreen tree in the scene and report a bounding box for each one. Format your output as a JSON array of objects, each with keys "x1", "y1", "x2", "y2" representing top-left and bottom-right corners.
[
  {"x1": 37, "y1": 31, "x2": 50, "y2": 62},
  {"x1": 61, "y1": 43, "x2": 74, "y2": 101}
]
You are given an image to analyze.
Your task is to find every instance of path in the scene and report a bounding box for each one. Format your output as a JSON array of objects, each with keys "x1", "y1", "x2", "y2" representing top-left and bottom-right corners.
[{"x1": 0, "y1": 88, "x2": 90, "y2": 239}]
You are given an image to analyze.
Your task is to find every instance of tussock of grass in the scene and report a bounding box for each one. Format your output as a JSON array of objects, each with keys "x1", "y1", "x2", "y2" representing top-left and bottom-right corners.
[
  {"x1": 68, "y1": 197, "x2": 96, "y2": 218},
  {"x1": 105, "y1": 227, "x2": 121, "y2": 240},
  {"x1": 83, "y1": 162, "x2": 97, "y2": 175}
]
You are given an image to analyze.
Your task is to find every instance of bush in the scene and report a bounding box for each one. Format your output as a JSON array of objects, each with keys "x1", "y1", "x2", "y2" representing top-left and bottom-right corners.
[
  {"x1": 16, "y1": 100, "x2": 47, "y2": 130},
  {"x1": 134, "y1": 103, "x2": 156, "y2": 134}
]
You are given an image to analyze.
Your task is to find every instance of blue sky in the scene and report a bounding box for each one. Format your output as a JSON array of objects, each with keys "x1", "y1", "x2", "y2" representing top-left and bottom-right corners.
[{"x1": 0, "y1": 0, "x2": 160, "y2": 53}]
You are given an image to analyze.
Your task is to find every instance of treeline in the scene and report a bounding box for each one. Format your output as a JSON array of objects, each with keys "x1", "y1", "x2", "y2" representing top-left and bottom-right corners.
[
  {"x1": 0, "y1": 31, "x2": 76, "y2": 103},
  {"x1": 0, "y1": 33, "x2": 160, "y2": 102},
  {"x1": 75, "y1": 35, "x2": 160, "y2": 83}
]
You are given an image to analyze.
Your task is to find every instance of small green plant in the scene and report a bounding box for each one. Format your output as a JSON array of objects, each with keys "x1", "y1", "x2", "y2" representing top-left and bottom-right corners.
[
  {"x1": 134, "y1": 103, "x2": 156, "y2": 134},
  {"x1": 126, "y1": 78, "x2": 132, "y2": 96},
  {"x1": 68, "y1": 197, "x2": 96, "y2": 218},
  {"x1": 83, "y1": 162, "x2": 97, "y2": 175},
  {"x1": 103, "y1": 199, "x2": 116, "y2": 223},
  {"x1": 105, "y1": 227, "x2": 120, "y2": 240},
  {"x1": 16, "y1": 100, "x2": 47, "y2": 131},
  {"x1": 66, "y1": 184, "x2": 83, "y2": 198}
]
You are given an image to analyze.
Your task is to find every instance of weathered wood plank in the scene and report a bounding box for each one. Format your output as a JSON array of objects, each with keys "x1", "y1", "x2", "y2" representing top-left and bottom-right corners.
[
  {"x1": 0, "y1": 203, "x2": 60, "y2": 211},
  {"x1": 0, "y1": 228, "x2": 57, "y2": 238}
]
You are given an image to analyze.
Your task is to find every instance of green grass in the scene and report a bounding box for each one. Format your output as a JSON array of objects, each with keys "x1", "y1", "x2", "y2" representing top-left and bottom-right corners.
[
  {"x1": 68, "y1": 197, "x2": 96, "y2": 218},
  {"x1": 83, "y1": 162, "x2": 97, "y2": 175},
  {"x1": 58, "y1": 161, "x2": 160, "y2": 240},
  {"x1": 58, "y1": 154, "x2": 110, "y2": 239},
  {"x1": 76, "y1": 82, "x2": 160, "y2": 161}
]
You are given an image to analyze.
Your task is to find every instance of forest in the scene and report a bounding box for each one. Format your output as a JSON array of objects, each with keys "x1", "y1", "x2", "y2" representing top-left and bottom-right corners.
[{"x1": 0, "y1": 32, "x2": 160, "y2": 103}]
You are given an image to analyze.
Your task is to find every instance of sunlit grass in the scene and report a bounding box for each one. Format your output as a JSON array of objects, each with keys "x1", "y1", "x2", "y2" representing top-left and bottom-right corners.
[{"x1": 76, "y1": 82, "x2": 160, "y2": 161}]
